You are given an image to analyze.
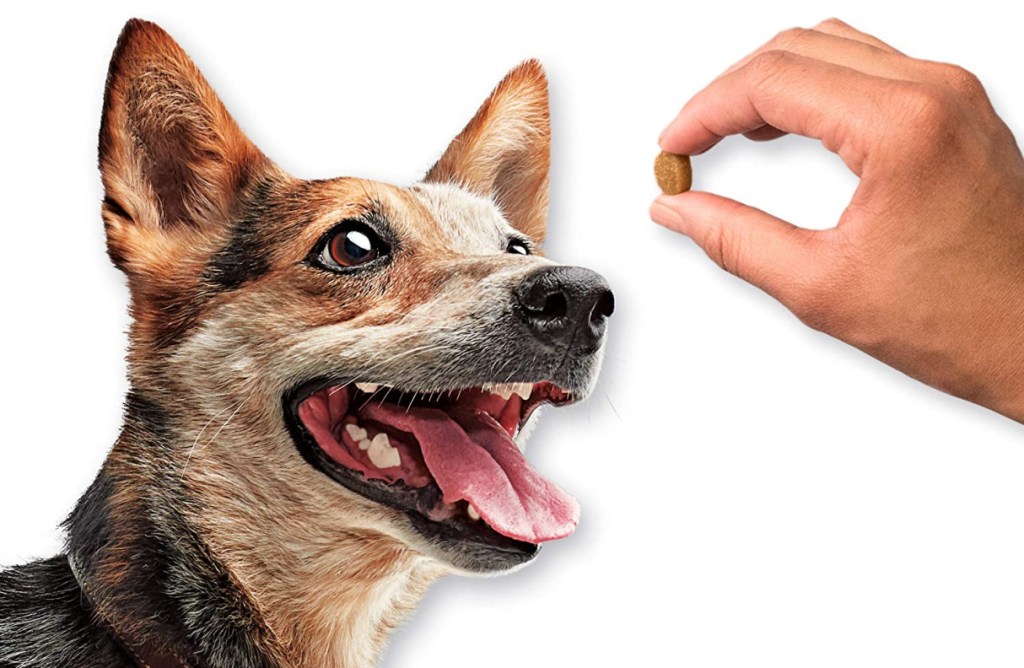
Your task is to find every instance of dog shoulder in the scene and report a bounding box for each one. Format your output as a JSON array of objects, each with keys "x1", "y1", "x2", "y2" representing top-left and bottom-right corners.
[{"x1": 0, "y1": 556, "x2": 131, "y2": 668}]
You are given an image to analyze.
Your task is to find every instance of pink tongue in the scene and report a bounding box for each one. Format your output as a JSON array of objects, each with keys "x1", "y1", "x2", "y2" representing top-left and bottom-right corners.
[{"x1": 360, "y1": 402, "x2": 580, "y2": 544}]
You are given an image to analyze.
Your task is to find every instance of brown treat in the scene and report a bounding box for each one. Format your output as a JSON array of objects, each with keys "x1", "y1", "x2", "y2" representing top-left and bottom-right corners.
[{"x1": 654, "y1": 151, "x2": 692, "y2": 195}]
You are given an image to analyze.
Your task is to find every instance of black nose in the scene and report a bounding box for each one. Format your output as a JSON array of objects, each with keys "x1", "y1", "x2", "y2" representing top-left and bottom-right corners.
[{"x1": 514, "y1": 266, "x2": 614, "y2": 354}]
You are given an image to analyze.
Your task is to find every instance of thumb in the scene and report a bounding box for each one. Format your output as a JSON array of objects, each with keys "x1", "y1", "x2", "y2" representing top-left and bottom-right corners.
[{"x1": 650, "y1": 191, "x2": 829, "y2": 309}]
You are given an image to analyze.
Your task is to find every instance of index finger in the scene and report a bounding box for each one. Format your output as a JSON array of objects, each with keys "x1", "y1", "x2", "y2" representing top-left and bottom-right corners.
[{"x1": 659, "y1": 51, "x2": 895, "y2": 175}]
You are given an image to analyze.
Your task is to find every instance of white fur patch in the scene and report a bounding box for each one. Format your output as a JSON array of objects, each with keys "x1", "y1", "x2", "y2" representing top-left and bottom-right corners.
[{"x1": 410, "y1": 182, "x2": 517, "y2": 253}]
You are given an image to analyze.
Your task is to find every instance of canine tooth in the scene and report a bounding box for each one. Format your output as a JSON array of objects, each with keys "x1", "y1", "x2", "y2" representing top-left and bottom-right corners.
[
  {"x1": 513, "y1": 383, "x2": 533, "y2": 400},
  {"x1": 467, "y1": 505, "x2": 480, "y2": 521},
  {"x1": 367, "y1": 433, "x2": 401, "y2": 469},
  {"x1": 490, "y1": 384, "x2": 515, "y2": 400},
  {"x1": 345, "y1": 424, "x2": 368, "y2": 443},
  {"x1": 483, "y1": 383, "x2": 534, "y2": 401},
  {"x1": 355, "y1": 382, "x2": 379, "y2": 393}
]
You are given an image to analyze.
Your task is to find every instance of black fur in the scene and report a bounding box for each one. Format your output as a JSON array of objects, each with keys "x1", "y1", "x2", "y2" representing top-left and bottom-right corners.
[
  {"x1": 204, "y1": 178, "x2": 277, "y2": 292},
  {"x1": 0, "y1": 556, "x2": 131, "y2": 667},
  {"x1": 1, "y1": 393, "x2": 277, "y2": 668}
]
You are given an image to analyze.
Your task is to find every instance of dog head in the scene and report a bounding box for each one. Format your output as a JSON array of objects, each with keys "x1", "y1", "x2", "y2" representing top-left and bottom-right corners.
[{"x1": 98, "y1": 20, "x2": 612, "y2": 579}]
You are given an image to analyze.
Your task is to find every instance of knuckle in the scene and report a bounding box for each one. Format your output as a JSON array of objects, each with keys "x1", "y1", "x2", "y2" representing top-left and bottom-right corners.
[
  {"x1": 814, "y1": 17, "x2": 849, "y2": 30},
  {"x1": 903, "y1": 84, "x2": 951, "y2": 121},
  {"x1": 719, "y1": 231, "x2": 747, "y2": 278},
  {"x1": 698, "y1": 224, "x2": 731, "y2": 273},
  {"x1": 696, "y1": 223, "x2": 750, "y2": 282},
  {"x1": 771, "y1": 27, "x2": 812, "y2": 49},
  {"x1": 891, "y1": 84, "x2": 961, "y2": 153},
  {"x1": 745, "y1": 49, "x2": 792, "y2": 85},
  {"x1": 941, "y1": 63, "x2": 985, "y2": 98}
]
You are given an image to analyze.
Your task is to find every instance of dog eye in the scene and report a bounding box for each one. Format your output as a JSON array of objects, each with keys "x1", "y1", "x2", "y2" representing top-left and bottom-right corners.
[
  {"x1": 319, "y1": 222, "x2": 387, "y2": 271},
  {"x1": 506, "y1": 239, "x2": 530, "y2": 256}
]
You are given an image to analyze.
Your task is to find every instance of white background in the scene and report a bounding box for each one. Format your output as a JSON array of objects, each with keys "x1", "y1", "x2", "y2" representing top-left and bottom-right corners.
[{"x1": 3, "y1": 2, "x2": 1024, "y2": 666}]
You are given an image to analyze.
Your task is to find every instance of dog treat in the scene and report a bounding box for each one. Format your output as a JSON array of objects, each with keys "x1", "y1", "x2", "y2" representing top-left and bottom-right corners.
[{"x1": 654, "y1": 151, "x2": 692, "y2": 195}]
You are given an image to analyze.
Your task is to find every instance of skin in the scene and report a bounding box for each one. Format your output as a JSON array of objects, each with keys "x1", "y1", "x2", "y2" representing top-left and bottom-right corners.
[{"x1": 650, "y1": 18, "x2": 1024, "y2": 423}]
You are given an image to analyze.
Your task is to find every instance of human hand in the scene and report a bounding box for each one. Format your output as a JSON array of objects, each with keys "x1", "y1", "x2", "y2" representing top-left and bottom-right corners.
[{"x1": 651, "y1": 19, "x2": 1024, "y2": 422}]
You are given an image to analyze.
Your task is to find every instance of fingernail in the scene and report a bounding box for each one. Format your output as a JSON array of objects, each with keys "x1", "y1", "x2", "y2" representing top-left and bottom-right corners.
[
  {"x1": 657, "y1": 125, "x2": 671, "y2": 148},
  {"x1": 650, "y1": 198, "x2": 685, "y2": 231}
]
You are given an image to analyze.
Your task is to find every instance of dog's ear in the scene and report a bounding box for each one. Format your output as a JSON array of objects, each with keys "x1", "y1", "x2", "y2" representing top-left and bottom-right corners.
[
  {"x1": 99, "y1": 19, "x2": 274, "y2": 273},
  {"x1": 424, "y1": 60, "x2": 551, "y2": 244}
]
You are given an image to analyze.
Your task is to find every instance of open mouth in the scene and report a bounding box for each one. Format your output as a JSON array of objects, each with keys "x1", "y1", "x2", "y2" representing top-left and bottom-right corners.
[{"x1": 284, "y1": 379, "x2": 581, "y2": 556}]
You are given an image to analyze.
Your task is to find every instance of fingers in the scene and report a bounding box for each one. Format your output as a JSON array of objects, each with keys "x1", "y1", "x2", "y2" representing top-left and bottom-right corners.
[
  {"x1": 726, "y1": 25, "x2": 970, "y2": 94},
  {"x1": 650, "y1": 191, "x2": 829, "y2": 310},
  {"x1": 743, "y1": 125, "x2": 787, "y2": 142},
  {"x1": 658, "y1": 18, "x2": 990, "y2": 165},
  {"x1": 720, "y1": 20, "x2": 904, "y2": 81},
  {"x1": 723, "y1": 29, "x2": 909, "y2": 84},
  {"x1": 811, "y1": 18, "x2": 902, "y2": 54},
  {"x1": 659, "y1": 52, "x2": 887, "y2": 173},
  {"x1": 672, "y1": 19, "x2": 910, "y2": 149}
]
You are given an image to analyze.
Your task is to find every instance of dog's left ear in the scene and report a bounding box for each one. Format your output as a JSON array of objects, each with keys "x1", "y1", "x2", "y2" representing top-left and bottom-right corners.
[{"x1": 424, "y1": 60, "x2": 551, "y2": 244}]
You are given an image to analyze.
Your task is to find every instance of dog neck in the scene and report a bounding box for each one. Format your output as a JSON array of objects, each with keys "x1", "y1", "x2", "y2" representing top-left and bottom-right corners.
[
  {"x1": 186, "y1": 431, "x2": 448, "y2": 667},
  {"x1": 207, "y1": 530, "x2": 444, "y2": 668},
  {"x1": 65, "y1": 391, "x2": 444, "y2": 668},
  {"x1": 65, "y1": 393, "x2": 279, "y2": 666}
]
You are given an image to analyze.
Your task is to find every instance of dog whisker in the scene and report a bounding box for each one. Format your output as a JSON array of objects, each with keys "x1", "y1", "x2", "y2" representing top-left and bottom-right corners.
[
  {"x1": 17, "y1": 20, "x2": 615, "y2": 665},
  {"x1": 327, "y1": 380, "x2": 356, "y2": 398},
  {"x1": 180, "y1": 402, "x2": 235, "y2": 482},
  {"x1": 180, "y1": 385, "x2": 257, "y2": 481}
]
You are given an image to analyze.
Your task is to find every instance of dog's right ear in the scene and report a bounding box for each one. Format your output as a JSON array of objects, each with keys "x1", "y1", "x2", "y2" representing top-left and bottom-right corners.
[{"x1": 99, "y1": 19, "x2": 274, "y2": 273}]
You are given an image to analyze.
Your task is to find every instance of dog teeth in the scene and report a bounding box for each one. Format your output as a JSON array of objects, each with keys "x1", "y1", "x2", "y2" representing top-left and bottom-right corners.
[
  {"x1": 467, "y1": 505, "x2": 480, "y2": 521},
  {"x1": 345, "y1": 424, "x2": 368, "y2": 443},
  {"x1": 512, "y1": 383, "x2": 533, "y2": 400},
  {"x1": 482, "y1": 382, "x2": 534, "y2": 401},
  {"x1": 367, "y1": 433, "x2": 401, "y2": 469},
  {"x1": 355, "y1": 382, "x2": 380, "y2": 393},
  {"x1": 491, "y1": 385, "x2": 515, "y2": 400}
]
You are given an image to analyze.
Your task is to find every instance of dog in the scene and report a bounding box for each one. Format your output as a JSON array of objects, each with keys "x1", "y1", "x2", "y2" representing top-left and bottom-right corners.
[{"x1": 0, "y1": 19, "x2": 612, "y2": 668}]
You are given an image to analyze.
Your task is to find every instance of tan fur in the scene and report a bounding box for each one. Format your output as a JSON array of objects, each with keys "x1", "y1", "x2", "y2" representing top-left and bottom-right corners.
[
  {"x1": 93, "y1": 19, "x2": 563, "y2": 668},
  {"x1": 167, "y1": 181, "x2": 550, "y2": 665},
  {"x1": 425, "y1": 60, "x2": 551, "y2": 244}
]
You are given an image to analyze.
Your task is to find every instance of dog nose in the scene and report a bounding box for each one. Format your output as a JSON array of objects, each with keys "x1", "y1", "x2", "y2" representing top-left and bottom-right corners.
[{"x1": 514, "y1": 266, "x2": 614, "y2": 354}]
